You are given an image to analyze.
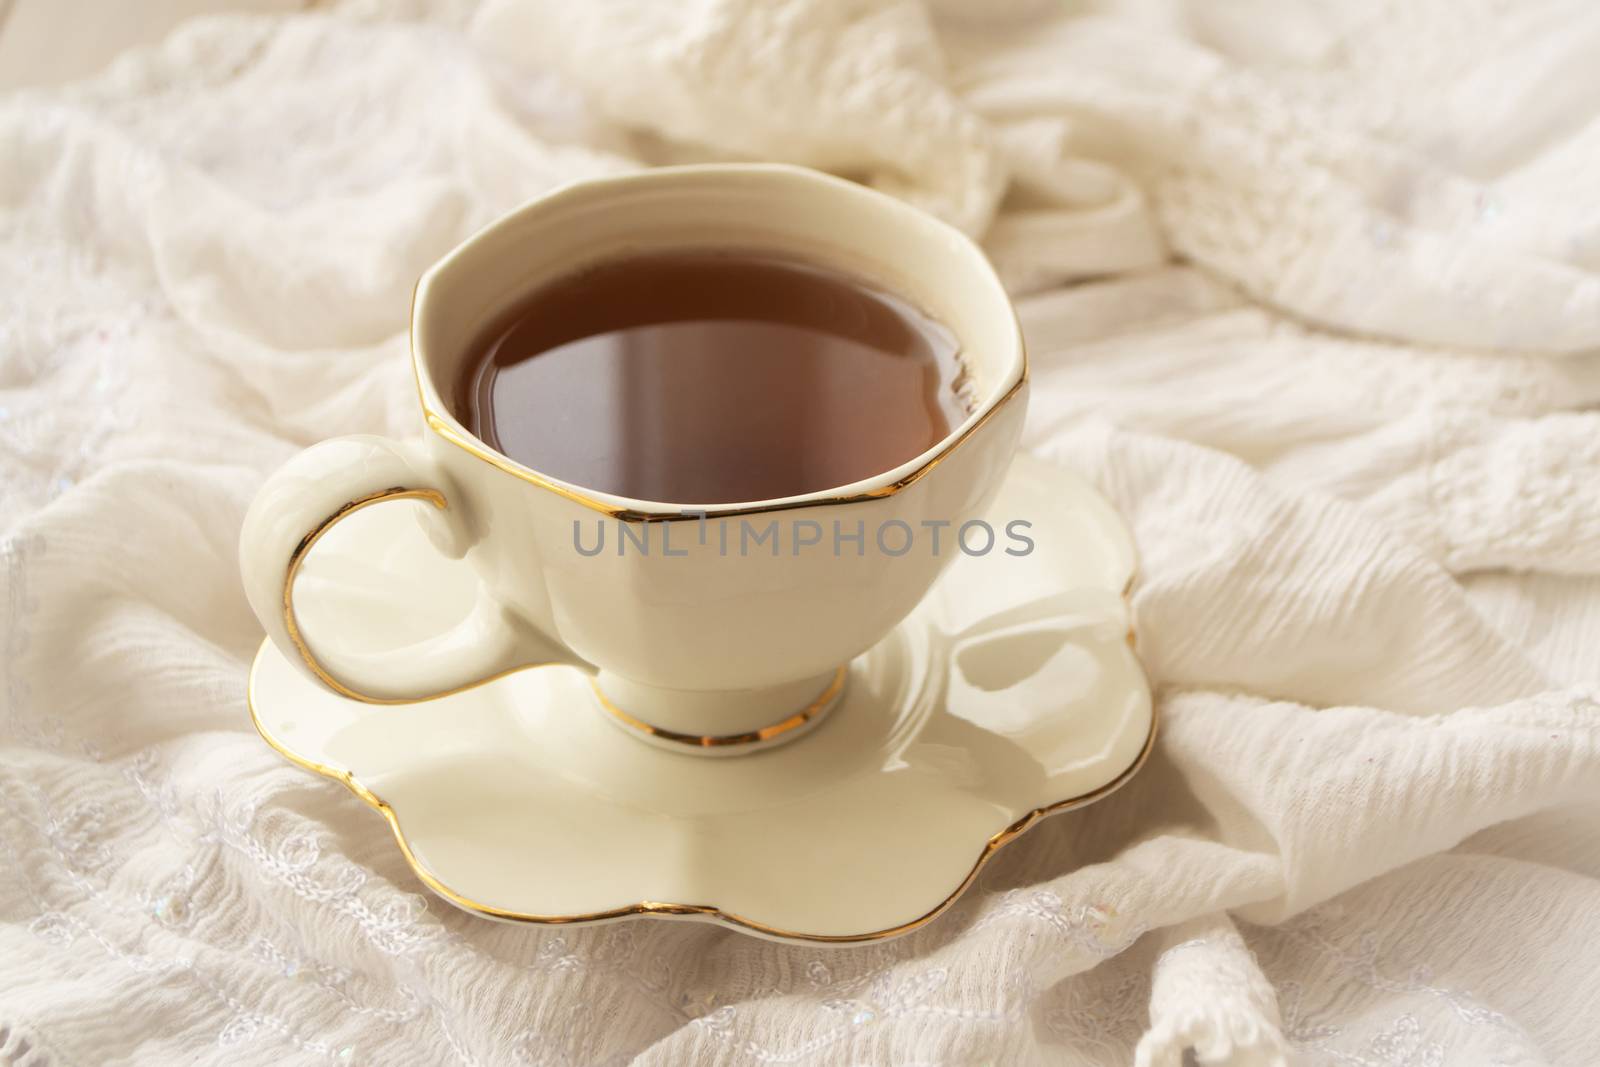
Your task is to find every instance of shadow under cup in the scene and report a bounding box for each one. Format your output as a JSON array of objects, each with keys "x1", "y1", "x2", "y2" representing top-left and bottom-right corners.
[{"x1": 407, "y1": 165, "x2": 1029, "y2": 751}]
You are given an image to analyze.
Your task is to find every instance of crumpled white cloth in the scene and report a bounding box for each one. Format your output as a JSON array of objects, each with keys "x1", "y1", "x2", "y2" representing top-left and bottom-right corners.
[{"x1": 2, "y1": 0, "x2": 1598, "y2": 1064}]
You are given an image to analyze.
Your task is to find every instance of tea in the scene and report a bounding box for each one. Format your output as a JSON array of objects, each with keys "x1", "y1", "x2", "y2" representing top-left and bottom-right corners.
[{"x1": 455, "y1": 250, "x2": 970, "y2": 505}]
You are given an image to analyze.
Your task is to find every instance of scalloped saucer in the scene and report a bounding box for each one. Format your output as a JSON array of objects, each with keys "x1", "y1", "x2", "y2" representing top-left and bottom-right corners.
[{"x1": 248, "y1": 453, "x2": 1153, "y2": 944}]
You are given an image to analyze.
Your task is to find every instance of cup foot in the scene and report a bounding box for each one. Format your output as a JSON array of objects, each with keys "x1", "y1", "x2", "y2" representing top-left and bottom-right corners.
[{"x1": 589, "y1": 668, "x2": 848, "y2": 756}]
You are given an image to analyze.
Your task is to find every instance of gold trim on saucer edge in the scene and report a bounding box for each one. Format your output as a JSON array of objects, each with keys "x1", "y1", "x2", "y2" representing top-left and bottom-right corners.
[{"x1": 246, "y1": 638, "x2": 1158, "y2": 944}]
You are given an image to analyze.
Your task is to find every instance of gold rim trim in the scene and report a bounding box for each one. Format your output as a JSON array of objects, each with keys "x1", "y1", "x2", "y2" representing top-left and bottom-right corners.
[
  {"x1": 589, "y1": 667, "x2": 847, "y2": 749},
  {"x1": 421, "y1": 375, "x2": 1027, "y2": 524},
  {"x1": 247, "y1": 638, "x2": 1157, "y2": 944},
  {"x1": 406, "y1": 166, "x2": 1031, "y2": 526}
]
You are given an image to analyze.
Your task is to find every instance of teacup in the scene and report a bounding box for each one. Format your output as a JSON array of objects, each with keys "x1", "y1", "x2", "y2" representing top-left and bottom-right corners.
[{"x1": 239, "y1": 164, "x2": 1027, "y2": 755}]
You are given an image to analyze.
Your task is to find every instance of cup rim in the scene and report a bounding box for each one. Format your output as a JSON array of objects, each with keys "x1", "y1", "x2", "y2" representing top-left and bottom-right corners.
[{"x1": 410, "y1": 163, "x2": 1027, "y2": 522}]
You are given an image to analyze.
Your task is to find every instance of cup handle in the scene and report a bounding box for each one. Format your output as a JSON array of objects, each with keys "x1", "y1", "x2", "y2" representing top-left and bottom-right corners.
[{"x1": 239, "y1": 434, "x2": 585, "y2": 703}]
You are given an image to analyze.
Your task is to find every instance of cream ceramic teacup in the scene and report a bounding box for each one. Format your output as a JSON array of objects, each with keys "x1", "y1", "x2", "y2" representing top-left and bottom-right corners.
[{"x1": 239, "y1": 164, "x2": 1027, "y2": 755}]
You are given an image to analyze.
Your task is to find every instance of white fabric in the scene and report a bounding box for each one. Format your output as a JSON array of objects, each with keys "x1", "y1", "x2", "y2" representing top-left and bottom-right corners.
[{"x1": 3, "y1": 0, "x2": 1598, "y2": 1063}]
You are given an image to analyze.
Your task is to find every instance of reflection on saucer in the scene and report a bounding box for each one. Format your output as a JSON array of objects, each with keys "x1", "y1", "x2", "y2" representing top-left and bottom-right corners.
[{"x1": 250, "y1": 453, "x2": 1152, "y2": 944}]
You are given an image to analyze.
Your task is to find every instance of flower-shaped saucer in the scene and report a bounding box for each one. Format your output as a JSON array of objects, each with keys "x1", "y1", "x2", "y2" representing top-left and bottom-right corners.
[{"x1": 248, "y1": 453, "x2": 1152, "y2": 944}]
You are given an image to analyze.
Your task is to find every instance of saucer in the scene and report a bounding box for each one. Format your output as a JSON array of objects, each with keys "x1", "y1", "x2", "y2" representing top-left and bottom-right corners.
[{"x1": 248, "y1": 453, "x2": 1153, "y2": 944}]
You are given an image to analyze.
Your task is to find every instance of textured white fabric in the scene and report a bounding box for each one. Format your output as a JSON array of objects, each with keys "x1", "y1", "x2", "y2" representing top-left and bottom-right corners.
[{"x1": 3, "y1": 0, "x2": 1599, "y2": 1064}]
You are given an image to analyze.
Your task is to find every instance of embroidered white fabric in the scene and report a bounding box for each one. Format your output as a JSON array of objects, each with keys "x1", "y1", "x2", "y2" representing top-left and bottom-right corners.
[{"x1": 2, "y1": 0, "x2": 1598, "y2": 1063}]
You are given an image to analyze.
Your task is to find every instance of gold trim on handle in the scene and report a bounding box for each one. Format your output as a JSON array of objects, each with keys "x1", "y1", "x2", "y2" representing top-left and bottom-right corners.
[
  {"x1": 247, "y1": 639, "x2": 1156, "y2": 944},
  {"x1": 282, "y1": 486, "x2": 540, "y2": 705},
  {"x1": 590, "y1": 666, "x2": 847, "y2": 749}
]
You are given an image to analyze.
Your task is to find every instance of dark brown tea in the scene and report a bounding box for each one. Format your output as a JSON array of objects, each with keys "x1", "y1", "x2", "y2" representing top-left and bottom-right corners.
[{"x1": 454, "y1": 251, "x2": 970, "y2": 504}]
